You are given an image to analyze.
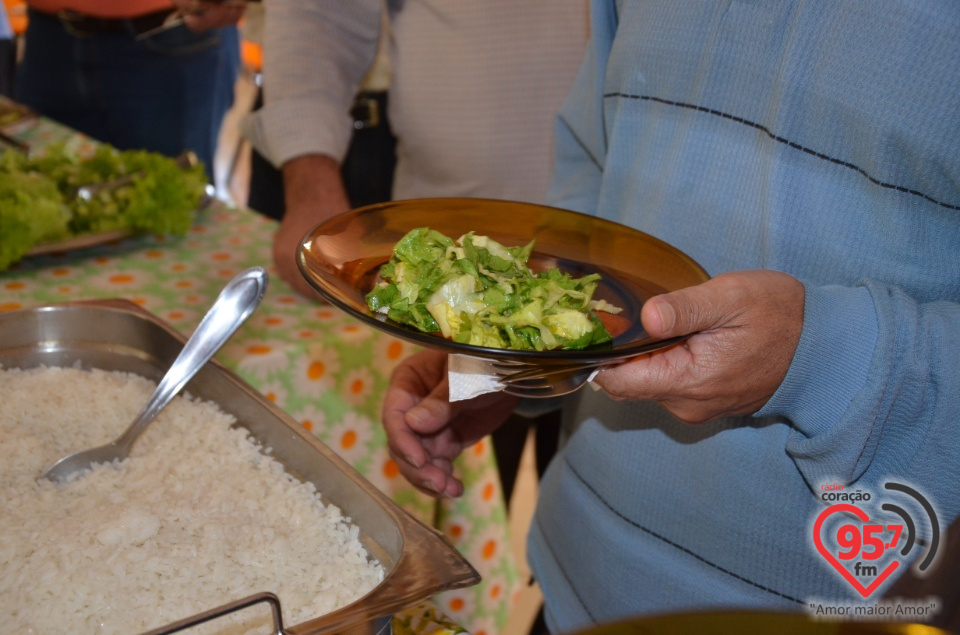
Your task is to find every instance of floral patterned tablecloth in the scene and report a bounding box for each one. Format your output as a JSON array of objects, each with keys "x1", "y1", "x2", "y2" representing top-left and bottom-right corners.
[{"x1": 0, "y1": 105, "x2": 521, "y2": 635}]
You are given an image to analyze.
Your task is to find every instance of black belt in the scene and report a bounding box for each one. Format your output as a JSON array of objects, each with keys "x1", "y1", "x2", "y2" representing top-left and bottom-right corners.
[
  {"x1": 350, "y1": 91, "x2": 387, "y2": 130},
  {"x1": 41, "y1": 7, "x2": 178, "y2": 38}
]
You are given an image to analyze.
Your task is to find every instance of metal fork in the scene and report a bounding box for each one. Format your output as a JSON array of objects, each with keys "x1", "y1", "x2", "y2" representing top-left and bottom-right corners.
[{"x1": 493, "y1": 360, "x2": 607, "y2": 398}]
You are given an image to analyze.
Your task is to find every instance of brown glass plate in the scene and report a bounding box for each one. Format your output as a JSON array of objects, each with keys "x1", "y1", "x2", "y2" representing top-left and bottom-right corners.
[
  {"x1": 297, "y1": 197, "x2": 710, "y2": 364},
  {"x1": 574, "y1": 611, "x2": 951, "y2": 635}
]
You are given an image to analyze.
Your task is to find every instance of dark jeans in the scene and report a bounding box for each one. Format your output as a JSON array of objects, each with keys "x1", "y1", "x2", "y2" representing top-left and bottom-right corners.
[
  {"x1": 493, "y1": 409, "x2": 561, "y2": 509},
  {"x1": 15, "y1": 9, "x2": 239, "y2": 180},
  {"x1": 0, "y1": 38, "x2": 14, "y2": 98}
]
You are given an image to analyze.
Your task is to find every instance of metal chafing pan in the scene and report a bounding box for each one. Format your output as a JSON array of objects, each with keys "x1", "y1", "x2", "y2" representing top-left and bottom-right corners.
[{"x1": 0, "y1": 299, "x2": 480, "y2": 635}]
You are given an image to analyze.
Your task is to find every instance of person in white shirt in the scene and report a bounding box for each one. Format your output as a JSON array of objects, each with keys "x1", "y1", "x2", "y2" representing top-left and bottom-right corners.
[
  {"x1": 244, "y1": 0, "x2": 590, "y2": 524},
  {"x1": 245, "y1": 1, "x2": 588, "y2": 298}
]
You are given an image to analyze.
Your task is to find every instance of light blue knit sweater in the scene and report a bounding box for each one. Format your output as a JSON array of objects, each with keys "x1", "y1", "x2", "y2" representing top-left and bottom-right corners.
[{"x1": 529, "y1": 1, "x2": 960, "y2": 631}]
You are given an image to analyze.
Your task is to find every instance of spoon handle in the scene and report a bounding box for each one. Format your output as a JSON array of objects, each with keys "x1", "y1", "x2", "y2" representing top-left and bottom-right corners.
[{"x1": 115, "y1": 267, "x2": 269, "y2": 452}]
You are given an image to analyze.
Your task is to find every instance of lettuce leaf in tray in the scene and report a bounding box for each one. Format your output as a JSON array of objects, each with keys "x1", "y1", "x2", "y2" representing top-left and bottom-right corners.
[
  {"x1": 0, "y1": 144, "x2": 208, "y2": 271},
  {"x1": 366, "y1": 227, "x2": 623, "y2": 351}
]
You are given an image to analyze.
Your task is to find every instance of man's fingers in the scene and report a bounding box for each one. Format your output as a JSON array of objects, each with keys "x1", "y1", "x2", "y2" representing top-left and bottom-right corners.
[
  {"x1": 384, "y1": 423, "x2": 427, "y2": 469},
  {"x1": 390, "y1": 449, "x2": 462, "y2": 498},
  {"x1": 642, "y1": 274, "x2": 744, "y2": 338},
  {"x1": 594, "y1": 345, "x2": 689, "y2": 401},
  {"x1": 404, "y1": 394, "x2": 457, "y2": 436},
  {"x1": 429, "y1": 456, "x2": 454, "y2": 476}
]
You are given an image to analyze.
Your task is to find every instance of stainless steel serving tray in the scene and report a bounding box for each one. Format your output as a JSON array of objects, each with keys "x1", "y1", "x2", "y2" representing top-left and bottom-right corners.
[{"x1": 0, "y1": 299, "x2": 480, "y2": 635}]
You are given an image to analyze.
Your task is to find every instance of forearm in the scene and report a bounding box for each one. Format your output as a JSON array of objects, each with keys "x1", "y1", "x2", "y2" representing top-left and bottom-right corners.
[
  {"x1": 271, "y1": 154, "x2": 350, "y2": 298},
  {"x1": 765, "y1": 280, "x2": 960, "y2": 516},
  {"x1": 282, "y1": 154, "x2": 350, "y2": 223}
]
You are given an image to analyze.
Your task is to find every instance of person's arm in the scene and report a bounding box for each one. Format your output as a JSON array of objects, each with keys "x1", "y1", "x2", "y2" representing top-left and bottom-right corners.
[
  {"x1": 545, "y1": 0, "x2": 617, "y2": 216},
  {"x1": 599, "y1": 271, "x2": 960, "y2": 512},
  {"x1": 770, "y1": 281, "x2": 960, "y2": 496},
  {"x1": 247, "y1": 0, "x2": 381, "y2": 168},
  {"x1": 171, "y1": 0, "x2": 245, "y2": 32},
  {"x1": 272, "y1": 154, "x2": 350, "y2": 297},
  {"x1": 382, "y1": 350, "x2": 519, "y2": 498},
  {"x1": 242, "y1": 0, "x2": 382, "y2": 296},
  {"x1": 552, "y1": 0, "x2": 960, "y2": 518}
]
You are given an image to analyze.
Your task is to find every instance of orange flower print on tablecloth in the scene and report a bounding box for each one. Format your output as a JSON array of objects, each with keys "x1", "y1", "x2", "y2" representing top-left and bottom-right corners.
[
  {"x1": 325, "y1": 412, "x2": 374, "y2": 463},
  {"x1": 373, "y1": 337, "x2": 409, "y2": 375},
  {"x1": 460, "y1": 437, "x2": 491, "y2": 470},
  {"x1": 90, "y1": 270, "x2": 142, "y2": 292},
  {"x1": 470, "y1": 527, "x2": 503, "y2": 567},
  {"x1": 256, "y1": 380, "x2": 287, "y2": 406},
  {"x1": 438, "y1": 592, "x2": 474, "y2": 625},
  {"x1": 488, "y1": 581, "x2": 504, "y2": 604},
  {"x1": 312, "y1": 307, "x2": 338, "y2": 322},
  {"x1": 236, "y1": 342, "x2": 290, "y2": 380},
  {"x1": 206, "y1": 251, "x2": 233, "y2": 264},
  {"x1": 470, "y1": 474, "x2": 502, "y2": 512},
  {"x1": 469, "y1": 617, "x2": 497, "y2": 635},
  {"x1": 341, "y1": 367, "x2": 375, "y2": 406},
  {"x1": 441, "y1": 516, "x2": 469, "y2": 546},
  {"x1": 382, "y1": 456, "x2": 401, "y2": 481},
  {"x1": 292, "y1": 405, "x2": 328, "y2": 434},
  {"x1": 274, "y1": 294, "x2": 300, "y2": 307},
  {"x1": 296, "y1": 344, "x2": 340, "y2": 392},
  {"x1": 339, "y1": 321, "x2": 374, "y2": 343},
  {"x1": 225, "y1": 234, "x2": 249, "y2": 248},
  {"x1": 162, "y1": 308, "x2": 197, "y2": 327},
  {"x1": 358, "y1": 449, "x2": 397, "y2": 493},
  {"x1": 256, "y1": 313, "x2": 289, "y2": 330}
]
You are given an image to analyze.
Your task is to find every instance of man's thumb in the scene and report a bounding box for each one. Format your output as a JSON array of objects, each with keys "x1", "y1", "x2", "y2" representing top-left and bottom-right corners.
[{"x1": 642, "y1": 285, "x2": 721, "y2": 339}]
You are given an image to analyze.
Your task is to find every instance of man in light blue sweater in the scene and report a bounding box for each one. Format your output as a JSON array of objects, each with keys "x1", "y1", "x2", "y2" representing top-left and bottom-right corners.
[{"x1": 381, "y1": 1, "x2": 960, "y2": 632}]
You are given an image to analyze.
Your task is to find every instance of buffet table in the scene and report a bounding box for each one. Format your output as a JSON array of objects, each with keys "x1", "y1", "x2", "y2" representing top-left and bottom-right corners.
[{"x1": 0, "y1": 105, "x2": 520, "y2": 635}]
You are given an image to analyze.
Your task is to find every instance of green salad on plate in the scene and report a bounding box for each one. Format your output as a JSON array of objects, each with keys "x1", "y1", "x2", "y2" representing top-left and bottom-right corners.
[
  {"x1": 365, "y1": 227, "x2": 622, "y2": 351},
  {"x1": 0, "y1": 144, "x2": 207, "y2": 271}
]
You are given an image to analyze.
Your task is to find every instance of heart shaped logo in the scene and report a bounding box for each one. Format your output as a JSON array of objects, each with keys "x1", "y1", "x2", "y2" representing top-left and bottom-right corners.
[{"x1": 813, "y1": 503, "x2": 899, "y2": 598}]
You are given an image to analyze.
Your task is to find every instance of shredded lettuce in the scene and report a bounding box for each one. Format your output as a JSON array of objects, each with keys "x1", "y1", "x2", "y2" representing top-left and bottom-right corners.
[
  {"x1": 366, "y1": 227, "x2": 622, "y2": 351},
  {"x1": 0, "y1": 168, "x2": 70, "y2": 270},
  {"x1": 0, "y1": 144, "x2": 208, "y2": 270}
]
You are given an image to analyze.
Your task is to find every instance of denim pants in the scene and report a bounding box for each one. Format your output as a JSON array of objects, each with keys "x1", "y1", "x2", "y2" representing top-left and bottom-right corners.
[{"x1": 15, "y1": 9, "x2": 239, "y2": 180}]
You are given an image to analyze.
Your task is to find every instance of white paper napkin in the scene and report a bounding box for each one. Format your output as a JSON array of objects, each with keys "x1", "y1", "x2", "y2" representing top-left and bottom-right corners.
[{"x1": 448, "y1": 354, "x2": 504, "y2": 401}]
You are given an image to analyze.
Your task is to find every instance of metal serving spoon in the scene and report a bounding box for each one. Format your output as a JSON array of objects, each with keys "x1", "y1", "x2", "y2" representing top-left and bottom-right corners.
[{"x1": 41, "y1": 267, "x2": 269, "y2": 483}]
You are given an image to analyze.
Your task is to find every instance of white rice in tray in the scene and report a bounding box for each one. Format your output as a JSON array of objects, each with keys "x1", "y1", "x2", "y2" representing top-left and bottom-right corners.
[{"x1": 0, "y1": 365, "x2": 384, "y2": 635}]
